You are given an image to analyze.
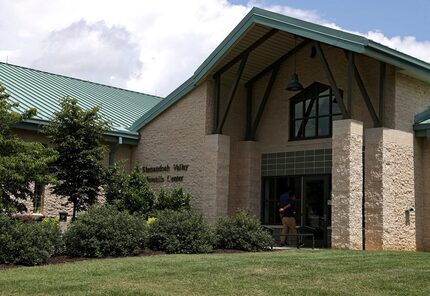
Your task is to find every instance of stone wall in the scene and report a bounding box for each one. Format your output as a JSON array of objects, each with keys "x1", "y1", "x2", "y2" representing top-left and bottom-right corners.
[
  {"x1": 14, "y1": 129, "x2": 131, "y2": 220},
  {"x1": 417, "y1": 139, "x2": 430, "y2": 251}
]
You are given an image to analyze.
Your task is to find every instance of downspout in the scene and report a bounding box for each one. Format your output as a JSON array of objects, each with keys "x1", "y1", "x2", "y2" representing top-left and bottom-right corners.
[
  {"x1": 108, "y1": 136, "x2": 122, "y2": 166},
  {"x1": 362, "y1": 145, "x2": 366, "y2": 250}
]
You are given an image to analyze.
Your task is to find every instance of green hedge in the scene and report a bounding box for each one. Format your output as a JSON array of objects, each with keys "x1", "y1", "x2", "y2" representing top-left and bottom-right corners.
[
  {"x1": 64, "y1": 205, "x2": 146, "y2": 258},
  {"x1": 215, "y1": 209, "x2": 274, "y2": 252},
  {"x1": 147, "y1": 209, "x2": 214, "y2": 254},
  {"x1": 0, "y1": 215, "x2": 62, "y2": 265}
]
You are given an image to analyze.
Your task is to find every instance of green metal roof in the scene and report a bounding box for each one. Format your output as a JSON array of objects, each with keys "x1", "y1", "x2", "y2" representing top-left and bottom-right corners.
[
  {"x1": 414, "y1": 108, "x2": 430, "y2": 138},
  {"x1": 0, "y1": 62, "x2": 163, "y2": 140},
  {"x1": 131, "y1": 7, "x2": 430, "y2": 132}
]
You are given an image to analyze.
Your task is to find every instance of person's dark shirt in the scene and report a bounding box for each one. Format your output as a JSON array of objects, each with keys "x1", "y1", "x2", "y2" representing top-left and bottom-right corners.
[{"x1": 279, "y1": 192, "x2": 295, "y2": 217}]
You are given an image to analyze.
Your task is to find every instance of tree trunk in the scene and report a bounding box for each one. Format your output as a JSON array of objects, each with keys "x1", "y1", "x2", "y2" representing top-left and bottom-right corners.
[{"x1": 72, "y1": 203, "x2": 77, "y2": 221}]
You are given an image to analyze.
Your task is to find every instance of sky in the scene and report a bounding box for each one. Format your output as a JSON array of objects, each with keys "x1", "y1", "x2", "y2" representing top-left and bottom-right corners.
[{"x1": 0, "y1": 0, "x2": 429, "y2": 97}]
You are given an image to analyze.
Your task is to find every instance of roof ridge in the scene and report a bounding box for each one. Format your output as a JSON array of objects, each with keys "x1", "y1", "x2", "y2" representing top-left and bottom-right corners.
[{"x1": 0, "y1": 62, "x2": 163, "y2": 99}]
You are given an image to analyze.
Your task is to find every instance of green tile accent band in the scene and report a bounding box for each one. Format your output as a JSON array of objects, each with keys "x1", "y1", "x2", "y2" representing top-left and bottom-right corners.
[{"x1": 261, "y1": 149, "x2": 332, "y2": 176}]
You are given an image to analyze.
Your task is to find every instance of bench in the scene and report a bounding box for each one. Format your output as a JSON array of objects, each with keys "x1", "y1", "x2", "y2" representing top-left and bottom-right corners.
[{"x1": 263, "y1": 225, "x2": 315, "y2": 249}]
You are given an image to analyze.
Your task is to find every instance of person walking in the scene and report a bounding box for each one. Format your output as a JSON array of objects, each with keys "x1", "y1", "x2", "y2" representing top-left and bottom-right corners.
[{"x1": 279, "y1": 188, "x2": 297, "y2": 246}]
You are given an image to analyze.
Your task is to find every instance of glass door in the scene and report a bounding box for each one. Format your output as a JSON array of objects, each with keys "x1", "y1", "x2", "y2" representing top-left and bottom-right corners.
[{"x1": 302, "y1": 175, "x2": 331, "y2": 247}]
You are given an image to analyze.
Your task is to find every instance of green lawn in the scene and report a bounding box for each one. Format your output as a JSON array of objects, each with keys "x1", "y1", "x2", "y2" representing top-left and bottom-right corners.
[{"x1": 1, "y1": 250, "x2": 429, "y2": 296}]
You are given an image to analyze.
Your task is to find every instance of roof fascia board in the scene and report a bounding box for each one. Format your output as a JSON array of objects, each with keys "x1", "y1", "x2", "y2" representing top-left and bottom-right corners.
[
  {"x1": 192, "y1": 9, "x2": 257, "y2": 82},
  {"x1": 414, "y1": 108, "x2": 430, "y2": 124},
  {"x1": 364, "y1": 45, "x2": 430, "y2": 78},
  {"x1": 252, "y1": 14, "x2": 367, "y2": 52},
  {"x1": 414, "y1": 124, "x2": 430, "y2": 138},
  {"x1": 15, "y1": 118, "x2": 140, "y2": 143},
  {"x1": 414, "y1": 122, "x2": 430, "y2": 131}
]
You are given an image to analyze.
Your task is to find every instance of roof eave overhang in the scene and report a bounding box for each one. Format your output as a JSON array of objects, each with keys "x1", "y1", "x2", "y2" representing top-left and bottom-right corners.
[
  {"x1": 15, "y1": 118, "x2": 140, "y2": 145},
  {"x1": 414, "y1": 123, "x2": 430, "y2": 138},
  {"x1": 130, "y1": 7, "x2": 430, "y2": 132}
]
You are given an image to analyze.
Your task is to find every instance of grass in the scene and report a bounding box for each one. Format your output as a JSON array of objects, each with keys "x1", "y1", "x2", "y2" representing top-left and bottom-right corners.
[{"x1": 0, "y1": 250, "x2": 429, "y2": 296}]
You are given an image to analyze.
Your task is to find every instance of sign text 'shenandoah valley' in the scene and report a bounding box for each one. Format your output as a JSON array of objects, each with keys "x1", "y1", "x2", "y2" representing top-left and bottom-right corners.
[{"x1": 142, "y1": 164, "x2": 189, "y2": 183}]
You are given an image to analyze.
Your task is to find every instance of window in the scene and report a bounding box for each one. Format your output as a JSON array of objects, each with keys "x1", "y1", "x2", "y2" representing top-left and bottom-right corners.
[{"x1": 290, "y1": 82, "x2": 342, "y2": 140}]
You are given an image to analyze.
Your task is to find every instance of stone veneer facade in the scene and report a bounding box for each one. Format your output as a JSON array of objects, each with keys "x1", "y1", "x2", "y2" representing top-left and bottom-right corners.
[
  {"x1": 331, "y1": 119, "x2": 363, "y2": 250},
  {"x1": 129, "y1": 41, "x2": 430, "y2": 251},
  {"x1": 365, "y1": 128, "x2": 416, "y2": 250},
  {"x1": 10, "y1": 38, "x2": 430, "y2": 250}
]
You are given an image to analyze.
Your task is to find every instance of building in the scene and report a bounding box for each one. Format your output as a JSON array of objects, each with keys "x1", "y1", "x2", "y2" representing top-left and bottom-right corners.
[{"x1": 1, "y1": 8, "x2": 430, "y2": 251}]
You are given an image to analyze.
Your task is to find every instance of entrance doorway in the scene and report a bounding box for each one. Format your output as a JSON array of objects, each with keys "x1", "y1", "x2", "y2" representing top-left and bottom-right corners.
[{"x1": 261, "y1": 175, "x2": 331, "y2": 247}]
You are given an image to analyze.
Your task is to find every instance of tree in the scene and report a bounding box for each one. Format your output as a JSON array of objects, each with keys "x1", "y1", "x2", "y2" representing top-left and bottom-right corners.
[
  {"x1": 0, "y1": 83, "x2": 57, "y2": 214},
  {"x1": 44, "y1": 97, "x2": 109, "y2": 220}
]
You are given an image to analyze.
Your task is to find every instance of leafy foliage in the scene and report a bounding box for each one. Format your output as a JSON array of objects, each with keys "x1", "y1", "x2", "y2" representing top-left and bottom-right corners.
[
  {"x1": 44, "y1": 97, "x2": 109, "y2": 219},
  {"x1": 215, "y1": 209, "x2": 274, "y2": 251},
  {"x1": 0, "y1": 83, "x2": 57, "y2": 214},
  {"x1": 154, "y1": 187, "x2": 192, "y2": 211},
  {"x1": 64, "y1": 205, "x2": 147, "y2": 258},
  {"x1": 147, "y1": 209, "x2": 214, "y2": 254},
  {"x1": 0, "y1": 214, "x2": 62, "y2": 265},
  {"x1": 105, "y1": 166, "x2": 155, "y2": 216}
]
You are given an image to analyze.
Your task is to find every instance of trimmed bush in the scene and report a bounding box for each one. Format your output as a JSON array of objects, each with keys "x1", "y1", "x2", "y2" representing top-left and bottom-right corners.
[
  {"x1": 215, "y1": 209, "x2": 274, "y2": 252},
  {"x1": 64, "y1": 205, "x2": 146, "y2": 258},
  {"x1": 0, "y1": 214, "x2": 62, "y2": 265},
  {"x1": 105, "y1": 166, "x2": 155, "y2": 216},
  {"x1": 147, "y1": 209, "x2": 214, "y2": 254},
  {"x1": 154, "y1": 187, "x2": 192, "y2": 212}
]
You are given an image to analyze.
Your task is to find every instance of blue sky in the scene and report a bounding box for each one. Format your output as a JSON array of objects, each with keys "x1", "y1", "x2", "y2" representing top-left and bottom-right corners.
[
  {"x1": 232, "y1": 0, "x2": 430, "y2": 41},
  {"x1": 1, "y1": 0, "x2": 429, "y2": 96}
]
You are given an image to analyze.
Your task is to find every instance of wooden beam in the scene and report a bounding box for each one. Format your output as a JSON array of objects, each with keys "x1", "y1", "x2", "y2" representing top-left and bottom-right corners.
[
  {"x1": 212, "y1": 73, "x2": 220, "y2": 134},
  {"x1": 314, "y1": 41, "x2": 350, "y2": 119},
  {"x1": 216, "y1": 54, "x2": 248, "y2": 134},
  {"x1": 249, "y1": 65, "x2": 280, "y2": 140},
  {"x1": 354, "y1": 66, "x2": 381, "y2": 126},
  {"x1": 245, "y1": 39, "x2": 311, "y2": 87},
  {"x1": 343, "y1": 50, "x2": 381, "y2": 127},
  {"x1": 347, "y1": 51, "x2": 354, "y2": 114},
  {"x1": 245, "y1": 83, "x2": 253, "y2": 140},
  {"x1": 214, "y1": 29, "x2": 279, "y2": 77},
  {"x1": 379, "y1": 62, "x2": 386, "y2": 127}
]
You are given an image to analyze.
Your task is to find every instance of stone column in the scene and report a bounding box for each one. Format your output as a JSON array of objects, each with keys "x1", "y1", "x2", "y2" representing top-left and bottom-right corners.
[
  {"x1": 203, "y1": 134, "x2": 230, "y2": 223},
  {"x1": 228, "y1": 141, "x2": 261, "y2": 216},
  {"x1": 331, "y1": 119, "x2": 363, "y2": 250},
  {"x1": 418, "y1": 139, "x2": 430, "y2": 251},
  {"x1": 364, "y1": 128, "x2": 416, "y2": 250}
]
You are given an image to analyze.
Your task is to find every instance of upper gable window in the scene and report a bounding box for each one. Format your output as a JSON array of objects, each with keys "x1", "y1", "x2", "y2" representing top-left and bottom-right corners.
[{"x1": 290, "y1": 82, "x2": 342, "y2": 140}]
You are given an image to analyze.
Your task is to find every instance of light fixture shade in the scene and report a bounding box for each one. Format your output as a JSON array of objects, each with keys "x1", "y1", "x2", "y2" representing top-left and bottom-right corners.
[{"x1": 286, "y1": 73, "x2": 304, "y2": 91}]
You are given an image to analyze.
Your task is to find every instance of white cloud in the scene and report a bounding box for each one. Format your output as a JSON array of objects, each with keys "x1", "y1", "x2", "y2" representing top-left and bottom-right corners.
[
  {"x1": 32, "y1": 20, "x2": 142, "y2": 87},
  {"x1": 0, "y1": 0, "x2": 429, "y2": 97}
]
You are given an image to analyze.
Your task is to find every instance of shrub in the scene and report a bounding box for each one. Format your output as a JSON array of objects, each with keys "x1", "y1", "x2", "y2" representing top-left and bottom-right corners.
[
  {"x1": 42, "y1": 217, "x2": 65, "y2": 255},
  {"x1": 64, "y1": 205, "x2": 146, "y2": 258},
  {"x1": 0, "y1": 214, "x2": 62, "y2": 265},
  {"x1": 215, "y1": 209, "x2": 274, "y2": 252},
  {"x1": 105, "y1": 166, "x2": 155, "y2": 216},
  {"x1": 147, "y1": 209, "x2": 214, "y2": 254},
  {"x1": 154, "y1": 187, "x2": 192, "y2": 211}
]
